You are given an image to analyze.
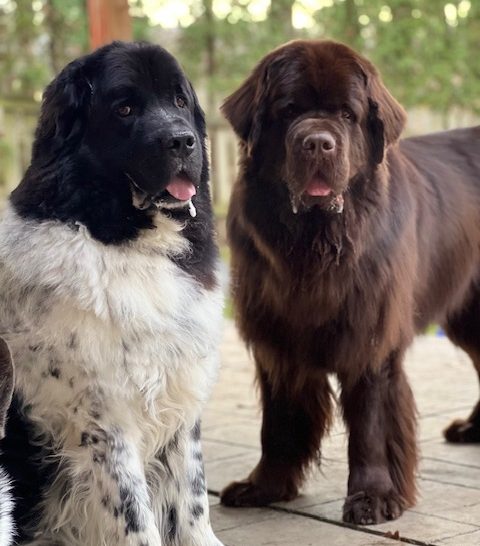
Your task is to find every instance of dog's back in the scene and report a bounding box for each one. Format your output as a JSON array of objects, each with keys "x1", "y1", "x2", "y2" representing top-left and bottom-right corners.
[{"x1": 400, "y1": 126, "x2": 480, "y2": 183}]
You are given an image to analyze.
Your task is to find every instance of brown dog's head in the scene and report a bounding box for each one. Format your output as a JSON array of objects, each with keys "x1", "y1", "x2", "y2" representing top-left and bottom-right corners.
[{"x1": 222, "y1": 40, "x2": 406, "y2": 213}]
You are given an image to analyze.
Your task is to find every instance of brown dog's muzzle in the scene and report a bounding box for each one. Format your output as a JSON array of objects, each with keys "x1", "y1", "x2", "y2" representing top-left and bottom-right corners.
[{"x1": 285, "y1": 118, "x2": 349, "y2": 214}]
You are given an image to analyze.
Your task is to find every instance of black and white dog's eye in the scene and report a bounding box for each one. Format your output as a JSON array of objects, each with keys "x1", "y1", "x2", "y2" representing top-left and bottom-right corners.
[
  {"x1": 117, "y1": 105, "x2": 132, "y2": 117},
  {"x1": 175, "y1": 96, "x2": 187, "y2": 108}
]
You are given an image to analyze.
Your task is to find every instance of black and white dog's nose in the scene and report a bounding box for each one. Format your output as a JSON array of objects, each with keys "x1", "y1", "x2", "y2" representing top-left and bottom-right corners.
[{"x1": 166, "y1": 132, "x2": 196, "y2": 157}]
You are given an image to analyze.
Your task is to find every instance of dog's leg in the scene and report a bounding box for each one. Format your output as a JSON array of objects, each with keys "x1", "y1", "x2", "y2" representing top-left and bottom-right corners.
[
  {"x1": 221, "y1": 354, "x2": 334, "y2": 507},
  {"x1": 443, "y1": 289, "x2": 480, "y2": 442},
  {"x1": 0, "y1": 469, "x2": 13, "y2": 546},
  {"x1": 0, "y1": 340, "x2": 14, "y2": 546},
  {"x1": 340, "y1": 351, "x2": 417, "y2": 525},
  {"x1": 151, "y1": 422, "x2": 222, "y2": 546},
  {"x1": 28, "y1": 424, "x2": 162, "y2": 546}
]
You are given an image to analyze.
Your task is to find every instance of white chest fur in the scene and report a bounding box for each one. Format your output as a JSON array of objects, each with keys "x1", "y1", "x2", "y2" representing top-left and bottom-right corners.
[{"x1": 0, "y1": 205, "x2": 223, "y2": 459}]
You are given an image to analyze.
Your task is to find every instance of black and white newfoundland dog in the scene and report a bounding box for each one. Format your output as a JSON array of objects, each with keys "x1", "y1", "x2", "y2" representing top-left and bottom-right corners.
[{"x1": 0, "y1": 42, "x2": 224, "y2": 546}]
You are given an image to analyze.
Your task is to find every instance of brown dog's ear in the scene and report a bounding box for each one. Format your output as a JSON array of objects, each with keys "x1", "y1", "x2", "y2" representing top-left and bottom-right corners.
[
  {"x1": 221, "y1": 59, "x2": 272, "y2": 156},
  {"x1": 359, "y1": 59, "x2": 407, "y2": 164},
  {"x1": 221, "y1": 73, "x2": 257, "y2": 142},
  {"x1": 366, "y1": 98, "x2": 386, "y2": 165},
  {"x1": 367, "y1": 71, "x2": 406, "y2": 145},
  {"x1": 0, "y1": 339, "x2": 14, "y2": 440}
]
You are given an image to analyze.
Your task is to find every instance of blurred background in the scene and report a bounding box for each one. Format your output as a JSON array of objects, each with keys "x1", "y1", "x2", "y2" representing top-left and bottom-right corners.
[{"x1": 0, "y1": 0, "x2": 479, "y2": 210}]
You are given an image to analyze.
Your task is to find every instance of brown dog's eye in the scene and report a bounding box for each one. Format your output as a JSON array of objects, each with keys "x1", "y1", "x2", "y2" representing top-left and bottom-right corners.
[
  {"x1": 117, "y1": 105, "x2": 132, "y2": 117},
  {"x1": 175, "y1": 96, "x2": 187, "y2": 108},
  {"x1": 342, "y1": 108, "x2": 355, "y2": 122},
  {"x1": 283, "y1": 103, "x2": 298, "y2": 118}
]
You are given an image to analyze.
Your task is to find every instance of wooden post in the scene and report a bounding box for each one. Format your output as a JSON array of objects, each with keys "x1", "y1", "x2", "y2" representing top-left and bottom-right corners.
[{"x1": 87, "y1": 0, "x2": 133, "y2": 51}]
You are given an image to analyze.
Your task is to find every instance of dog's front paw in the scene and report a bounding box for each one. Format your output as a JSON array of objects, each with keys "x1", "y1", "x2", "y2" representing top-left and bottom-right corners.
[
  {"x1": 444, "y1": 419, "x2": 480, "y2": 443},
  {"x1": 220, "y1": 478, "x2": 296, "y2": 507},
  {"x1": 342, "y1": 491, "x2": 404, "y2": 525}
]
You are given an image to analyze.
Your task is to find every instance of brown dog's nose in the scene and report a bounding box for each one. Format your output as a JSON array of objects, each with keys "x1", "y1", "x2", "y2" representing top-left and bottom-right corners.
[{"x1": 303, "y1": 132, "x2": 336, "y2": 155}]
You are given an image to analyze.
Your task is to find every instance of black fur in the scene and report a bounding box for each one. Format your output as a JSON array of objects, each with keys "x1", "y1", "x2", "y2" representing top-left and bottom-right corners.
[
  {"x1": 166, "y1": 504, "x2": 177, "y2": 541},
  {"x1": 0, "y1": 396, "x2": 57, "y2": 542},
  {"x1": 10, "y1": 41, "x2": 218, "y2": 287}
]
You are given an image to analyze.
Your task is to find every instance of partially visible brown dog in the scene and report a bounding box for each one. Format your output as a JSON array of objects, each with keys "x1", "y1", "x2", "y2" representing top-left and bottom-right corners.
[{"x1": 220, "y1": 39, "x2": 480, "y2": 524}]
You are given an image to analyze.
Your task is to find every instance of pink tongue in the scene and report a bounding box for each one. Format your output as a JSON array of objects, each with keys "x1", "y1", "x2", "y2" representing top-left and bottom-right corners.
[
  {"x1": 305, "y1": 178, "x2": 332, "y2": 197},
  {"x1": 165, "y1": 177, "x2": 196, "y2": 201}
]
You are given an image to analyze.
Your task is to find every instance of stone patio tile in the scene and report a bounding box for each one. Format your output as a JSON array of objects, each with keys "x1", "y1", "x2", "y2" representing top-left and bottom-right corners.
[
  {"x1": 413, "y1": 479, "x2": 480, "y2": 526},
  {"x1": 202, "y1": 439, "x2": 255, "y2": 463},
  {"x1": 406, "y1": 336, "x2": 468, "y2": 365},
  {"x1": 205, "y1": 396, "x2": 259, "y2": 416},
  {"x1": 418, "y1": 457, "x2": 480, "y2": 490},
  {"x1": 437, "y1": 529, "x2": 480, "y2": 545},
  {"x1": 321, "y1": 430, "x2": 349, "y2": 461},
  {"x1": 210, "y1": 503, "x2": 279, "y2": 533},
  {"x1": 202, "y1": 413, "x2": 260, "y2": 432},
  {"x1": 209, "y1": 494, "x2": 220, "y2": 506},
  {"x1": 418, "y1": 414, "x2": 458, "y2": 443},
  {"x1": 215, "y1": 511, "x2": 400, "y2": 546},
  {"x1": 209, "y1": 378, "x2": 257, "y2": 397},
  {"x1": 206, "y1": 323, "x2": 480, "y2": 545},
  {"x1": 420, "y1": 440, "x2": 480, "y2": 468},
  {"x1": 404, "y1": 337, "x2": 476, "y2": 403},
  {"x1": 415, "y1": 394, "x2": 477, "y2": 419},
  {"x1": 205, "y1": 451, "x2": 260, "y2": 493},
  {"x1": 206, "y1": 401, "x2": 260, "y2": 421},
  {"x1": 216, "y1": 364, "x2": 251, "y2": 377},
  {"x1": 367, "y1": 510, "x2": 479, "y2": 544},
  {"x1": 273, "y1": 460, "x2": 349, "y2": 510},
  {"x1": 206, "y1": 452, "x2": 350, "y2": 511},
  {"x1": 202, "y1": 421, "x2": 262, "y2": 449},
  {"x1": 305, "y1": 499, "x2": 479, "y2": 544}
]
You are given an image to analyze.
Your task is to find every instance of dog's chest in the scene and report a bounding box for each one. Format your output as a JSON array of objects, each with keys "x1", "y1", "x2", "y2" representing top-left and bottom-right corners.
[{"x1": 0, "y1": 210, "x2": 222, "y2": 451}]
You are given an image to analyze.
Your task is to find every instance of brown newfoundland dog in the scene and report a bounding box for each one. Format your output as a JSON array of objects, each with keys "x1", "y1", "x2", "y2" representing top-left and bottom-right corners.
[{"x1": 219, "y1": 39, "x2": 480, "y2": 525}]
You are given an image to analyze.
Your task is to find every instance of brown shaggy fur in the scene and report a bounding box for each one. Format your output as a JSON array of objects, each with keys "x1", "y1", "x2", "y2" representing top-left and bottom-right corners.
[{"x1": 219, "y1": 39, "x2": 480, "y2": 525}]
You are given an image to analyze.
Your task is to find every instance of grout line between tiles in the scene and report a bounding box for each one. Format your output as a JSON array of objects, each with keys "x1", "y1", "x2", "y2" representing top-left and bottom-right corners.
[
  {"x1": 208, "y1": 489, "x2": 438, "y2": 546},
  {"x1": 417, "y1": 476, "x2": 480, "y2": 491},
  {"x1": 420, "y1": 455, "x2": 480, "y2": 470}
]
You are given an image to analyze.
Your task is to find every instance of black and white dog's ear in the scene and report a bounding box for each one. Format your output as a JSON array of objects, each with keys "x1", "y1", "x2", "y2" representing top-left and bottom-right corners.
[
  {"x1": 0, "y1": 339, "x2": 14, "y2": 440},
  {"x1": 187, "y1": 79, "x2": 207, "y2": 138},
  {"x1": 34, "y1": 57, "x2": 93, "y2": 155}
]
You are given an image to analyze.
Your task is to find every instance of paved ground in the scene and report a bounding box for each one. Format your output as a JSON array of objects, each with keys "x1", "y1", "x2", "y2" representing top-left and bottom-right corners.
[{"x1": 203, "y1": 321, "x2": 480, "y2": 546}]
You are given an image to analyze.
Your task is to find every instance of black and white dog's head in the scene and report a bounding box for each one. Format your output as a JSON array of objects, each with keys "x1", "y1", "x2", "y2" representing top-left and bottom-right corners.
[{"x1": 11, "y1": 41, "x2": 212, "y2": 245}]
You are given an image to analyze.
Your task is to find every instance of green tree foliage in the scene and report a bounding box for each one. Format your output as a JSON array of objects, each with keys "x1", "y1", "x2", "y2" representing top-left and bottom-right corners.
[
  {"x1": 167, "y1": 0, "x2": 480, "y2": 116},
  {"x1": 314, "y1": 0, "x2": 480, "y2": 113},
  {"x1": 177, "y1": 0, "x2": 299, "y2": 106},
  {"x1": 0, "y1": 0, "x2": 148, "y2": 101},
  {"x1": 1, "y1": 0, "x2": 479, "y2": 113},
  {"x1": 0, "y1": 0, "x2": 88, "y2": 100}
]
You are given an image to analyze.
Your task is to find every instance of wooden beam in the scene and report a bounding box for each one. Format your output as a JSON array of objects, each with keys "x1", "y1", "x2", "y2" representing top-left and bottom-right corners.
[{"x1": 87, "y1": 0, "x2": 132, "y2": 51}]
